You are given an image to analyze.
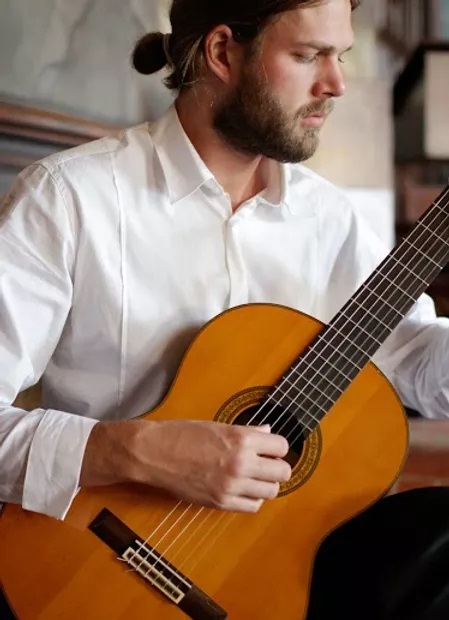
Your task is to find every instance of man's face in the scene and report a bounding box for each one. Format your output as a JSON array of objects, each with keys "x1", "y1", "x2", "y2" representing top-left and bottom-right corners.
[{"x1": 213, "y1": 0, "x2": 354, "y2": 163}]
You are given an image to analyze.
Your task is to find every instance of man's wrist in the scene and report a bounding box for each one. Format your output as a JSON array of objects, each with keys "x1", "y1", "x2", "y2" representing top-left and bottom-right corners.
[{"x1": 79, "y1": 419, "x2": 139, "y2": 487}]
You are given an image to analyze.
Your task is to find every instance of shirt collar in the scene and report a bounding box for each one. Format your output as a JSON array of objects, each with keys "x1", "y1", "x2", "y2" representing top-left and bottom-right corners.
[
  {"x1": 150, "y1": 104, "x2": 291, "y2": 210},
  {"x1": 257, "y1": 158, "x2": 289, "y2": 209},
  {"x1": 151, "y1": 105, "x2": 214, "y2": 205}
]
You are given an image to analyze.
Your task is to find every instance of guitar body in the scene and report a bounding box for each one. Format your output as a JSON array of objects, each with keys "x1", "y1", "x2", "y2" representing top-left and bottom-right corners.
[{"x1": 0, "y1": 304, "x2": 409, "y2": 620}]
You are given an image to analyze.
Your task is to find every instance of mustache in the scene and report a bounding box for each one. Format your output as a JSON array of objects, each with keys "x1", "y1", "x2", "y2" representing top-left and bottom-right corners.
[{"x1": 296, "y1": 100, "x2": 335, "y2": 119}]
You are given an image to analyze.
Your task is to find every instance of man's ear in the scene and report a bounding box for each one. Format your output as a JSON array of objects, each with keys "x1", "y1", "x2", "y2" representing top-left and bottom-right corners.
[{"x1": 203, "y1": 25, "x2": 244, "y2": 84}]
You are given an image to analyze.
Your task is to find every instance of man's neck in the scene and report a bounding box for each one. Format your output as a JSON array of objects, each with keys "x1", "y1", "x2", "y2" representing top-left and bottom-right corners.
[{"x1": 175, "y1": 95, "x2": 266, "y2": 212}]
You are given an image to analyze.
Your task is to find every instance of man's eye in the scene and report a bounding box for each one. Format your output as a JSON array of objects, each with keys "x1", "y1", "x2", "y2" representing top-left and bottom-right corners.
[{"x1": 295, "y1": 54, "x2": 317, "y2": 64}]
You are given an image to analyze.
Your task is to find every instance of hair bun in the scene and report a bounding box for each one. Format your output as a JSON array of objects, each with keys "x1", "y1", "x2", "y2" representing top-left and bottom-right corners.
[{"x1": 132, "y1": 32, "x2": 167, "y2": 75}]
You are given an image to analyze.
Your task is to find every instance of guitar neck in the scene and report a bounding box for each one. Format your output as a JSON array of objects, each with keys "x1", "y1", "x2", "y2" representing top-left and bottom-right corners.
[{"x1": 270, "y1": 184, "x2": 449, "y2": 428}]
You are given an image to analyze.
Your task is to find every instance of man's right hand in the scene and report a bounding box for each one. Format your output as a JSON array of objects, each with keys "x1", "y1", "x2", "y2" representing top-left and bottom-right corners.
[{"x1": 80, "y1": 418, "x2": 292, "y2": 513}]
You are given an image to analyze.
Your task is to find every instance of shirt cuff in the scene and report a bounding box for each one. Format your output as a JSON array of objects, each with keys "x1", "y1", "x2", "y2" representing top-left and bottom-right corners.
[{"x1": 22, "y1": 409, "x2": 98, "y2": 520}]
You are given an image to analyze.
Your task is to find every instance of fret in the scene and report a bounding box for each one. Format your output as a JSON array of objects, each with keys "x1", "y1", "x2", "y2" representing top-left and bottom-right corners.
[
  {"x1": 288, "y1": 357, "x2": 353, "y2": 401},
  {"x1": 285, "y1": 371, "x2": 343, "y2": 401},
  {"x1": 354, "y1": 284, "x2": 402, "y2": 322},
  {"x1": 266, "y1": 390, "x2": 320, "y2": 430},
  {"x1": 417, "y1": 215, "x2": 449, "y2": 246},
  {"x1": 390, "y1": 254, "x2": 431, "y2": 287},
  {"x1": 333, "y1": 314, "x2": 384, "y2": 349},
  {"x1": 401, "y1": 237, "x2": 449, "y2": 273},
  {"x1": 365, "y1": 269, "x2": 420, "y2": 308},
  {"x1": 388, "y1": 209, "x2": 449, "y2": 255},
  {"x1": 286, "y1": 352, "x2": 352, "y2": 384},
  {"x1": 271, "y1": 374, "x2": 323, "y2": 408},
  {"x1": 274, "y1": 409, "x2": 316, "y2": 434},
  {"x1": 308, "y1": 330, "x2": 368, "y2": 367},
  {"x1": 272, "y1": 375, "x2": 336, "y2": 427},
  {"x1": 394, "y1": 243, "x2": 445, "y2": 277},
  {"x1": 431, "y1": 200, "x2": 447, "y2": 214},
  {"x1": 422, "y1": 197, "x2": 449, "y2": 218},
  {"x1": 275, "y1": 380, "x2": 332, "y2": 414},
  {"x1": 293, "y1": 415, "x2": 316, "y2": 433},
  {"x1": 297, "y1": 351, "x2": 354, "y2": 383},
  {"x1": 316, "y1": 324, "x2": 372, "y2": 358},
  {"x1": 402, "y1": 237, "x2": 444, "y2": 269},
  {"x1": 364, "y1": 268, "x2": 417, "y2": 305},
  {"x1": 335, "y1": 295, "x2": 393, "y2": 336},
  {"x1": 283, "y1": 418, "x2": 313, "y2": 434},
  {"x1": 279, "y1": 352, "x2": 363, "y2": 423}
]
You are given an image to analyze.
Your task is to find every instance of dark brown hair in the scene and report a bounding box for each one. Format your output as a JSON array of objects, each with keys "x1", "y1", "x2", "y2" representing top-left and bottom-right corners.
[{"x1": 132, "y1": 0, "x2": 361, "y2": 91}]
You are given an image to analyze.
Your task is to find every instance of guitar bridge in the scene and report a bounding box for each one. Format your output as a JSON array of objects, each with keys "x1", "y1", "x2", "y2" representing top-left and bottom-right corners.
[
  {"x1": 89, "y1": 508, "x2": 227, "y2": 620},
  {"x1": 122, "y1": 542, "x2": 187, "y2": 605}
]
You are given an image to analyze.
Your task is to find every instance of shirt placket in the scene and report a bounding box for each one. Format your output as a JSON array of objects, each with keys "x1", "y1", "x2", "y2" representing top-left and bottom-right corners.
[{"x1": 225, "y1": 210, "x2": 252, "y2": 308}]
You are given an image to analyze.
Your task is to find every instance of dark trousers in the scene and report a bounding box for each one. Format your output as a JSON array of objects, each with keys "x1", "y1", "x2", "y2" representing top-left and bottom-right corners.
[
  {"x1": 307, "y1": 487, "x2": 449, "y2": 620},
  {"x1": 0, "y1": 590, "x2": 15, "y2": 619}
]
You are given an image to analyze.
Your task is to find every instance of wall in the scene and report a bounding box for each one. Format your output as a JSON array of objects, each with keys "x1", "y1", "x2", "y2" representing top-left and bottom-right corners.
[
  {"x1": 437, "y1": 0, "x2": 449, "y2": 37},
  {"x1": 306, "y1": 0, "x2": 396, "y2": 248},
  {"x1": 0, "y1": 0, "x2": 174, "y2": 124},
  {"x1": 425, "y1": 51, "x2": 449, "y2": 158}
]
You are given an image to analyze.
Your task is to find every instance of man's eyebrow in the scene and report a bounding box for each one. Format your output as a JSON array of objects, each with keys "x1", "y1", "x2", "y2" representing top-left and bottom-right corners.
[{"x1": 295, "y1": 41, "x2": 354, "y2": 54}]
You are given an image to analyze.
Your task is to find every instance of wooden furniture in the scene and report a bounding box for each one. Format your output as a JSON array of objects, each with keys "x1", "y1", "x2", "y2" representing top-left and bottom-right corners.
[
  {"x1": 393, "y1": 419, "x2": 449, "y2": 493},
  {"x1": 0, "y1": 100, "x2": 121, "y2": 194},
  {"x1": 379, "y1": 0, "x2": 440, "y2": 58},
  {"x1": 393, "y1": 44, "x2": 449, "y2": 316}
]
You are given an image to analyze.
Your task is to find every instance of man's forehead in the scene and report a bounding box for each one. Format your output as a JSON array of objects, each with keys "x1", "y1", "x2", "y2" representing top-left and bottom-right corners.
[{"x1": 266, "y1": 4, "x2": 354, "y2": 49}]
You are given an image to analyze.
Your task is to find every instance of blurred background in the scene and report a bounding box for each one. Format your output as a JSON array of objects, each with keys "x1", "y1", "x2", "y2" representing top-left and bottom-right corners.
[{"x1": 1, "y1": 0, "x2": 449, "y2": 313}]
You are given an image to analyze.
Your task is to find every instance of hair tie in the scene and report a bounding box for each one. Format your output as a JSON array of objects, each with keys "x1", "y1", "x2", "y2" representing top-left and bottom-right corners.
[{"x1": 162, "y1": 33, "x2": 174, "y2": 67}]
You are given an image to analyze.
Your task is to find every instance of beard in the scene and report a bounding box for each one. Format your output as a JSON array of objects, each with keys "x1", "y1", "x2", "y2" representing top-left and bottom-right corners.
[{"x1": 213, "y1": 59, "x2": 334, "y2": 164}]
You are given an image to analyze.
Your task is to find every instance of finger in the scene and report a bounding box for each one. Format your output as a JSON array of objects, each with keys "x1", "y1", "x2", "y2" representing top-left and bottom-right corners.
[
  {"x1": 218, "y1": 495, "x2": 264, "y2": 514},
  {"x1": 248, "y1": 430, "x2": 290, "y2": 459},
  {"x1": 249, "y1": 456, "x2": 292, "y2": 483},
  {"x1": 239, "y1": 479, "x2": 280, "y2": 500}
]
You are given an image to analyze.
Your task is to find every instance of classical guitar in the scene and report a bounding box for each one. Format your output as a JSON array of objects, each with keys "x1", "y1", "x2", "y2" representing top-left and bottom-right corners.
[{"x1": 1, "y1": 184, "x2": 449, "y2": 620}]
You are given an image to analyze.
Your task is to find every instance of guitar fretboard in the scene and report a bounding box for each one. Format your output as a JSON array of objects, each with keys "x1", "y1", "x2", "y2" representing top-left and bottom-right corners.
[{"x1": 269, "y1": 185, "x2": 449, "y2": 431}]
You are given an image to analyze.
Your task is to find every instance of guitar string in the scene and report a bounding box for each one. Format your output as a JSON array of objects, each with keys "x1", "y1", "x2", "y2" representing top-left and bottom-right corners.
[
  {"x1": 167, "y1": 192, "x2": 449, "y2": 578},
  {"x1": 269, "y1": 210, "x2": 449, "y2": 444},
  {"x1": 168, "y1": 508, "x2": 220, "y2": 567},
  {"x1": 269, "y1": 212, "x2": 449, "y2": 439},
  {"x1": 127, "y1": 186, "x2": 449, "y2": 589},
  {"x1": 203, "y1": 190, "x2": 449, "y2": 448},
  {"x1": 130, "y1": 189, "x2": 448, "y2": 588},
  {"x1": 130, "y1": 186, "x2": 449, "y2": 583},
  {"x1": 270, "y1": 247, "x2": 441, "y2": 438},
  {"x1": 164, "y1": 197, "x2": 449, "y2": 570},
  {"x1": 250, "y1": 186, "x2": 449, "y2": 431},
  {"x1": 179, "y1": 512, "x2": 236, "y2": 576}
]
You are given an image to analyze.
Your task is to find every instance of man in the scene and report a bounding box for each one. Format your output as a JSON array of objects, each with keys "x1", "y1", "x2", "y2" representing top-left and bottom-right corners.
[{"x1": 2, "y1": 1, "x2": 449, "y2": 617}]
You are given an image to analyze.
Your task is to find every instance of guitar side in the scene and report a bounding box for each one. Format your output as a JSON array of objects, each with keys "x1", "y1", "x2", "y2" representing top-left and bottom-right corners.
[{"x1": 0, "y1": 304, "x2": 409, "y2": 619}]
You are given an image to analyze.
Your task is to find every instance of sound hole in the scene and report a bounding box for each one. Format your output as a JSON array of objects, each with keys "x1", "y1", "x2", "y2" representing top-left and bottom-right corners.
[{"x1": 233, "y1": 404, "x2": 307, "y2": 469}]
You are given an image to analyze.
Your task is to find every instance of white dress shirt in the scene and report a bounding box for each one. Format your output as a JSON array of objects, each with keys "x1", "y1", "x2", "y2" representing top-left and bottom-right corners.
[{"x1": 1, "y1": 105, "x2": 449, "y2": 520}]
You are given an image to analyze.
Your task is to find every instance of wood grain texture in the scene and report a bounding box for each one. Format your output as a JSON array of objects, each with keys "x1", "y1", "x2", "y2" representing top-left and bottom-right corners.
[
  {"x1": 0, "y1": 100, "x2": 122, "y2": 195},
  {"x1": 0, "y1": 101, "x2": 121, "y2": 145},
  {"x1": 0, "y1": 304, "x2": 409, "y2": 620}
]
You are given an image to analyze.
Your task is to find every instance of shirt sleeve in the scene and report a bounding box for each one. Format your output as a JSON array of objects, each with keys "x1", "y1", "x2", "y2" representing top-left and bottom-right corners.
[
  {"x1": 329, "y1": 204, "x2": 449, "y2": 420},
  {"x1": 0, "y1": 164, "x2": 98, "y2": 519}
]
